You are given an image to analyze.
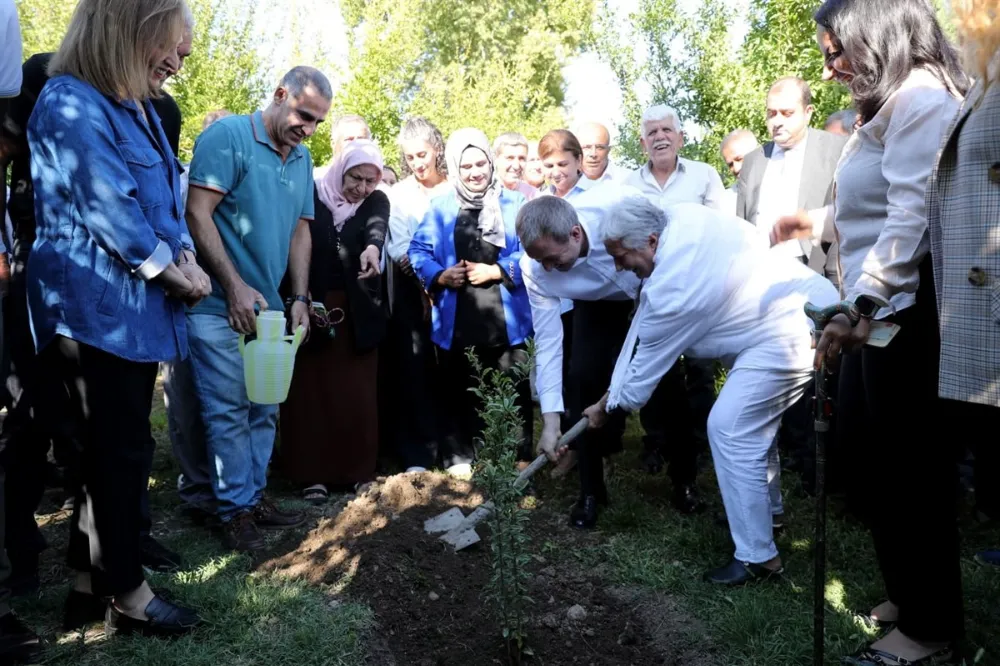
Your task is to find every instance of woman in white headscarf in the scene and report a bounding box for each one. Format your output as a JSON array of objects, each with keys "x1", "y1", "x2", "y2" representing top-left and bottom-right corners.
[{"x1": 408, "y1": 128, "x2": 534, "y2": 473}]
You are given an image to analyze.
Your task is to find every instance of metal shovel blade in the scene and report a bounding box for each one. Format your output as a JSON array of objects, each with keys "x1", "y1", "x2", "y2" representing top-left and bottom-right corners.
[{"x1": 423, "y1": 507, "x2": 466, "y2": 534}]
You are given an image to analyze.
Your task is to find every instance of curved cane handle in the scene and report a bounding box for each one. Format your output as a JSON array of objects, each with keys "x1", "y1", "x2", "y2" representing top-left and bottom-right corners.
[{"x1": 804, "y1": 300, "x2": 861, "y2": 329}]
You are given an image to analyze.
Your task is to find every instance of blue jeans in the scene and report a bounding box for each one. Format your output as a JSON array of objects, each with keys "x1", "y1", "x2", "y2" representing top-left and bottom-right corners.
[
  {"x1": 161, "y1": 358, "x2": 215, "y2": 512},
  {"x1": 186, "y1": 313, "x2": 278, "y2": 522}
]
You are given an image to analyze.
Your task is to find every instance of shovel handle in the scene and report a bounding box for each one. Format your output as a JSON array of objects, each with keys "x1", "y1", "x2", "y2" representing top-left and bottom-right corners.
[{"x1": 513, "y1": 417, "x2": 590, "y2": 491}]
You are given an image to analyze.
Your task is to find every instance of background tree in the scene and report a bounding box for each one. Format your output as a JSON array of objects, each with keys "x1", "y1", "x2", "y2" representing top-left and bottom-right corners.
[
  {"x1": 336, "y1": 0, "x2": 595, "y2": 170},
  {"x1": 597, "y1": 0, "x2": 852, "y2": 180}
]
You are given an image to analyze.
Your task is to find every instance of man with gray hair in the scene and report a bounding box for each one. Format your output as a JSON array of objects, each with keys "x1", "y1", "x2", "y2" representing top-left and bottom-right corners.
[
  {"x1": 582, "y1": 196, "x2": 837, "y2": 586},
  {"x1": 493, "y1": 131, "x2": 538, "y2": 200},
  {"x1": 625, "y1": 104, "x2": 726, "y2": 209},
  {"x1": 518, "y1": 186, "x2": 702, "y2": 529},
  {"x1": 185, "y1": 65, "x2": 331, "y2": 551},
  {"x1": 824, "y1": 109, "x2": 858, "y2": 136},
  {"x1": 330, "y1": 113, "x2": 371, "y2": 156}
]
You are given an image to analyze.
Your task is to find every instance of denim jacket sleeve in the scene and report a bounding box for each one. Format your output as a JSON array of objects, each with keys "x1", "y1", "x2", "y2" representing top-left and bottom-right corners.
[{"x1": 31, "y1": 90, "x2": 171, "y2": 280}]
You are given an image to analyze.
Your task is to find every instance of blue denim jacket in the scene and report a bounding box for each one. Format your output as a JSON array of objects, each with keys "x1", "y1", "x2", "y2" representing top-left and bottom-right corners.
[
  {"x1": 27, "y1": 75, "x2": 192, "y2": 362},
  {"x1": 408, "y1": 188, "x2": 533, "y2": 351}
]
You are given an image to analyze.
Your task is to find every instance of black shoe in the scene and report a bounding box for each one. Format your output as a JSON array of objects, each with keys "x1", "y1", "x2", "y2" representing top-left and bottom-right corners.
[
  {"x1": 252, "y1": 497, "x2": 305, "y2": 530},
  {"x1": 569, "y1": 495, "x2": 602, "y2": 529},
  {"x1": 179, "y1": 504, "x2": 218, "y2": 527},
  {"x1": 105, "y1": 595, "x2": 201, "y2": 638},
  {"x1": 841, "y1": 646, "x2": 954, "y2": 665},
  {"x1": 703, "y1": 558, "x2": 783, "y2": 586},
  {"x1": 671, "y1": 484, "x2": 704, "y2": 514},
  {"x1": 141, "y1": 536, "x2": 184, "y2": 573},
  {"x1": 222, "y1": 512, "x2": 265, "y2": 551},
  {"x1": 0, "y1": 611, "x2": 42, "y2": 661},
  {"x1": 63, "y1": 590, "x2": 108, "y2": 631}
]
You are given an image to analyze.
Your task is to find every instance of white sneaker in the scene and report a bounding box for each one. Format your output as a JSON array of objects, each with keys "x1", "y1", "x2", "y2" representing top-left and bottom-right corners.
[{"x1": 405, "y1": 466, "x2": 427, "y2": 473}]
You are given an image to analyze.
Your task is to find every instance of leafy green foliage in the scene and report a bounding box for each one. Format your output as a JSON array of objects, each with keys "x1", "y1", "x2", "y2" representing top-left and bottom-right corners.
[
  {"x1": 336, "y1": 0, "x2": 595, "y2": 170},
  {"x1": 598, "y1": 0, "x2": 852, "y2": 180},
  {"x1": 167, "y1": 0, "x2": 269, "y2": 163},
  {"x1": 467, "y1": 346, "x2": 534, "y2": 663}
]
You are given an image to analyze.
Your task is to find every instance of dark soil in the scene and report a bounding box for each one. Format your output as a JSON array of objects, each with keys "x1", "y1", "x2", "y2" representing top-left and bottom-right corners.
[{"x1": 260, "y1": 472, "x2": 699, "y2": 665}]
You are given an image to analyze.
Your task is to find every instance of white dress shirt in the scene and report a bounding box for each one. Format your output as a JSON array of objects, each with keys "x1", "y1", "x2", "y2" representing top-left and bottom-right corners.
[
  {"x1": 625, "y1": 157, "x2": 726, "y2": 211},
  {"x1": 591, "y1": 162, "x2": 634, "y2": 184},
  {"x1": 607, "y1": 203, "x2": 839, "y2": 412},
  {"x1": 0, "y1": 0, "x2": 22, "y2": 99},
  {"x1": 825, "y1": 68, "x2": 960, "y2": 316},
  {"x1": 754, "y1": 136, "x2": 809, "y2": 260},
  {"x1": 537, "y1": 175, "x2": 606, "y2": 314},
  {"x1": 521, "y1": 185, "x2": 643, "y2": 414}
]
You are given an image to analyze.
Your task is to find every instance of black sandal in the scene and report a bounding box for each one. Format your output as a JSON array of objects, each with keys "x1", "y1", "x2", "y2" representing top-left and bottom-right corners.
[
  {"x1": 841, "y1": 646, "x2": 954, "y2": 665},
  {"x1": 302, "y1": 484, "x2": 329, "y2": 505}
]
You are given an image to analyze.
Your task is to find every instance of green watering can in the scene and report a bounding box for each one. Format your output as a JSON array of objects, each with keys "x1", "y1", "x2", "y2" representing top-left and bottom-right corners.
[{"x1": 238, "y1": 311, "x2": 305, "y2": 405}]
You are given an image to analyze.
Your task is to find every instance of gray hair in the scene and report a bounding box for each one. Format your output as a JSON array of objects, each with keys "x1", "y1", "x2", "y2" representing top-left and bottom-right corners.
[
  {"x1": 278, "y1": 66, "x2": 333, "y2": 100},
  {"x1": 640, "y1": 104, "x2": 682, "y2": 134},
  {"x1": 825, "y1": 109, "x2": 858, "y2": 135},
  {"x1": 333, "y1": 114, "x2": 371, "y2": 139},
  {"x1": 492, "y1": 131, "x2": 528, "y2": 157},
  {"x1": 516, "y1": 196, "x2": 580, "y2": 247},
  {"x1": 720, "y1": 128, "x2": 757, "y2": 153},
  {"x1": 598, "y1": 194, "x2": 668, "y2": 250},
  {"x1": 397, "y1": 116, "x2": 448, "y2": 177},
  {"x1": 182, "y1": 1, "x2": 194, "y2": 28}
]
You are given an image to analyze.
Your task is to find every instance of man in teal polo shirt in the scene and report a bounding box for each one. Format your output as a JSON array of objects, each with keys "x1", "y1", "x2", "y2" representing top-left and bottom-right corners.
[{"x1": 185, "y1": 66, "x2": 331, "y2": 551}]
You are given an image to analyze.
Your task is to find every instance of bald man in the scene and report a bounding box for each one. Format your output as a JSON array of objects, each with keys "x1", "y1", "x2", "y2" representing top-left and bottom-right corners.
[
  {"x1": 575, "y1": 122, "x2": 631, "y2": 183},
  {"x1": 720, "y1": 129, "x2": 759, "y2": 179}
]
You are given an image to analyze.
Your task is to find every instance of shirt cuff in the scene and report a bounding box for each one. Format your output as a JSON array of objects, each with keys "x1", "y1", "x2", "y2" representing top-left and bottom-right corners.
[
  {"x1": 180, "y1": 233, "x2": 195, "y2": 251},
  {"x1": 851, "y1": 274, "x2": 893, "y2": 309},
  {"x1": 539, "y1": 392, "x2": 564, "y2": 415},
  {"x1": 133, "y1": 240, "x2": 173, "y2": 281},
  {"x1": 806, "y1": 206, "x2": 834, "y2": 245}
]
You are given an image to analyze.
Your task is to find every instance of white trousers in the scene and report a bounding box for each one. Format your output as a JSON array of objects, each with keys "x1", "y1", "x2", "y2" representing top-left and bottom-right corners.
[{"x1": 707, "y1": 363, "x2": 813, "y2": 564}]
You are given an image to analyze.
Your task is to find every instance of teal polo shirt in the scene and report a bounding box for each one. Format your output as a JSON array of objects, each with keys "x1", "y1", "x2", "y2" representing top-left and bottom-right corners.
[{"x1": 187, "y1": 110, "x2": 315, "y2": 317}]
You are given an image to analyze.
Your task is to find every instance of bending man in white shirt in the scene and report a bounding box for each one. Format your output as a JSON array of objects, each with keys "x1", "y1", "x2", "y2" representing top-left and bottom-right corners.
[
  {"x1": 583, "y1": 196, "x2": 838, "y2": 586},
  {"x1": 517, "y1": 187, "x2": 702, "y2": 530}
]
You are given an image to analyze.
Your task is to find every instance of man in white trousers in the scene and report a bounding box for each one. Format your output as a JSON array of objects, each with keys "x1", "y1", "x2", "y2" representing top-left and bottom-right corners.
[{"x1": 580, "y1": 196, "x2": 838, "y2": 585}]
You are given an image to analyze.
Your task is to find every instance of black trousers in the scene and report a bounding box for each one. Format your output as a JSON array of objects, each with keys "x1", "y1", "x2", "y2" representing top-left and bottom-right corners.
[
  {"x1": 568, "y1": 300, "x2": 699, "y2": 496},
  {"x1": 838, "y1": 262, "x2": 962, "y2": 643},
  {"x1": 44, "y1": 337, "x2": 157, "y2": 596},
  {"x1": 382, "y1": 270, "x2": 442, "y2": 469},
  {"x1": 959, "y1": 402, "x2": 1000, "y2": 519},
  {"x1": 438, "y1": 343, "x2": 533, "y2": 467},
  {"x1": 1, "y1": 246, "x2": 77, "y2": 575}
]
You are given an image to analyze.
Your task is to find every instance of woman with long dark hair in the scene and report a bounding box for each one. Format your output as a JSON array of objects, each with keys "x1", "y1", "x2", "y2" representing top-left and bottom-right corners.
[{"x1": 775, "y1": 0, "x2": 968, "y2": 663}]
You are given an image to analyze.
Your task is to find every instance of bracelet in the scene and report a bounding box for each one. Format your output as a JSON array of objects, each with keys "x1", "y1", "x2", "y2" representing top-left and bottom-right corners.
[{"x1": 291, "y1": 295, "x2": 310, "y2": 306}]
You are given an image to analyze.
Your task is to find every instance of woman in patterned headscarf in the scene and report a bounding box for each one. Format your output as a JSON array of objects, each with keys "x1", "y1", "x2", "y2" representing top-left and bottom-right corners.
[
  {"x1": 279, "y1": 139, "x2": 389, "y2": 502},
  {"x1": 408, "y1": 128, "x2": 534, "y2": 474}
]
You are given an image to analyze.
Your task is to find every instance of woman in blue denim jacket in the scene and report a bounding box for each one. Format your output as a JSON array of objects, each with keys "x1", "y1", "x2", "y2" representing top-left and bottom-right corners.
[
  {"x1": 26, "y1": 0, "x2": 210, "y2": 638},
  {"x1": 408, "y1": 128, "x2": 534, "y2": 473}
]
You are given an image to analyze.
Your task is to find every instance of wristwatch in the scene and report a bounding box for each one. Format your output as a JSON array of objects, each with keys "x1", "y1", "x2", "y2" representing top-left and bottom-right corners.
[
  {"x1": 854, "y1": 295, "x2": 880, "y2": 320},
  {"x1": 291, "y1": 294, "x2": 310, "y2": 306}
]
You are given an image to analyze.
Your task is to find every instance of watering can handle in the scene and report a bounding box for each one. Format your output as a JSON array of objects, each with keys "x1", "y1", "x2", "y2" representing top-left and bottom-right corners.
[
  {"x1": 238, "y1": 334, "x2": 245, "y2": 356},
  {"x1": 284, "y1": 325, "x2": 306, "y2": 350},
  {"x1": 804, "y1": 300, "x2": 861, "y2": 330}
]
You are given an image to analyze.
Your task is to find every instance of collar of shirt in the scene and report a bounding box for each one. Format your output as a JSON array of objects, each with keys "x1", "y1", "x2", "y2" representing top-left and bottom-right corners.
[
  {"x1": 251, "y1": 110, "x2": 304, "y2": 163},
  {"x1": 639, "y1": 157, "x2": 688, "y2": 192}
]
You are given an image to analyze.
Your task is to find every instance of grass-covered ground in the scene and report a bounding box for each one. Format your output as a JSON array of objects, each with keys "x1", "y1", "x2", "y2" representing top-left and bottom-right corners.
[{"x1": 13, "y1": 383, "x2": 1000, "y2": 665}]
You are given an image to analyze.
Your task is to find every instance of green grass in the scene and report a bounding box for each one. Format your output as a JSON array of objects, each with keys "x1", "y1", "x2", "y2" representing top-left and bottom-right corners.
[
  {"x1": 565, "y1": 416, "x2": 1000, "y2": 665},
  {"x1": 13, "y1": 380, "x2": 999, "y2": 665},
  {"x1": 15, "y1": 384, "x2": 374, "y2": 666}
]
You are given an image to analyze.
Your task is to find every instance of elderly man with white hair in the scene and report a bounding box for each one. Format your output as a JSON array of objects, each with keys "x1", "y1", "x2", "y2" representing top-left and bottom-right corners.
[
  {"x1": 625, "y1": 105, "x2": 726, "y2": 210},
  {"x1": 582, "y1": 195, "x2": 838, "y2": 586},
  {"x1": 517, "y1": 186, "x2": 703, "y2": 529}
]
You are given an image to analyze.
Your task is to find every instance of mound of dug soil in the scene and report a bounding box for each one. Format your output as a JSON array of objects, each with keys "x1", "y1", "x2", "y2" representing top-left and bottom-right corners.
[{"x1": 260, "y1": 473, "x2": 682, "y2": 665}]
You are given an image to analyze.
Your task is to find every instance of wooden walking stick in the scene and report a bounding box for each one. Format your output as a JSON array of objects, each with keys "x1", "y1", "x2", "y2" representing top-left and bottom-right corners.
[{"x1": 804, "y1": 301, "x2": 860, "y2": 666}]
